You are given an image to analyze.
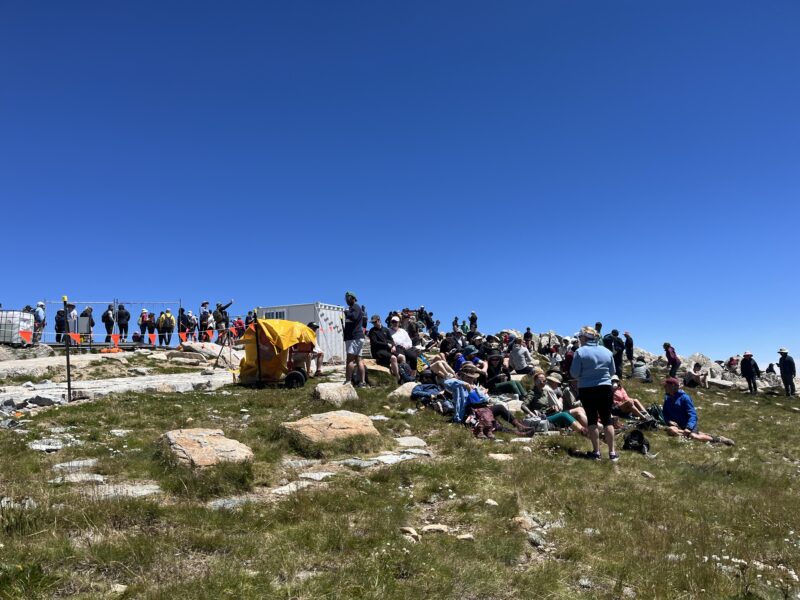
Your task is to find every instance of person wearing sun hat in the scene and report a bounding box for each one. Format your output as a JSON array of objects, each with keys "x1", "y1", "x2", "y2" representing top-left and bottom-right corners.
[
  {"x1": 778, "y1": 348, "x2": 796, "y2": 396},
  {"x1": 740, "y1": 351, "x2": 761, "y2": 395},
  {"x1": 570, "y1": 325, "x2": 619, "y2": 462}
]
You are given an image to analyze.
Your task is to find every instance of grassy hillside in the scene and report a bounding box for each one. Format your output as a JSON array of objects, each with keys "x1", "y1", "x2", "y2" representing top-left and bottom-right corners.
[{"x1": 0, "y1": 371, "x2": 798, "y2": 599}]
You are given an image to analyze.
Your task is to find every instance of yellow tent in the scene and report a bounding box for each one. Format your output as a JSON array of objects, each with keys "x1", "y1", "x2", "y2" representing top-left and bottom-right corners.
[{"x1": 239, "y1": 319, "x2": 317, "y2": 384}]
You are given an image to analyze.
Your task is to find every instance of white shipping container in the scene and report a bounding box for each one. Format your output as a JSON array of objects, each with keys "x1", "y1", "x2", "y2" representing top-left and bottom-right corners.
[
  {"x1": 0, "y1": 310, "x2": 35, "y2": 345},
  {"x1": 255, "y1": 303, "x2": 346, "y2": 364}
]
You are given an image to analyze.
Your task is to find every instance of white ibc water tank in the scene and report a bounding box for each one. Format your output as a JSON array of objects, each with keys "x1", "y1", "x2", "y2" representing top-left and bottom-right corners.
[{"x1": 0, "y1": 310, "x2": 35, "y2": 344}]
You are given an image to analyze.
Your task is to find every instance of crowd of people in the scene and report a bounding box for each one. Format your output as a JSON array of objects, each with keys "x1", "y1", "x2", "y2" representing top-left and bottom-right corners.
[
  {"x1": 25, "y1": 300, "x2": 263, "y2": 348},
  {"x1": 329, "y1": 293, "x2": 800, "y2": 460}
]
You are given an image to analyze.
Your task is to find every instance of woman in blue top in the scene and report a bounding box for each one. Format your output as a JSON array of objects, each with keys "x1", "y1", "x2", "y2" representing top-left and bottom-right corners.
[{"x1": 569, "y1": 326, "x2": 619, "y2": 462}]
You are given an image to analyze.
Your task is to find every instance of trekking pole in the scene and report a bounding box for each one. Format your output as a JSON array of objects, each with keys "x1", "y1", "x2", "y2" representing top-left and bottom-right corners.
[{"x1": 62, "y1": 296, "x2": 72, "y2": 402}]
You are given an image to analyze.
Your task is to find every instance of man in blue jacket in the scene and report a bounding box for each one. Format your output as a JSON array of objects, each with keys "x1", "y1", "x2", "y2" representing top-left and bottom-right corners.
[{"x1": 662, "y1": 378, "x2": 734, "y2": 445}]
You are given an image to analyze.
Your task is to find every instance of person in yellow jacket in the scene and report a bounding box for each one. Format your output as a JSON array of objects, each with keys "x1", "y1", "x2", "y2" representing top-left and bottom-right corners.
[{"x1": 158, "y1": 309, "x2": 176, "y2": 346}]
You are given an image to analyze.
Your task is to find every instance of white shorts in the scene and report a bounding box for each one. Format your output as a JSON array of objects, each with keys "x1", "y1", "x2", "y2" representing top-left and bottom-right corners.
[{"x1": 346, "y1": 339, "x2": 364, "y2": 356}]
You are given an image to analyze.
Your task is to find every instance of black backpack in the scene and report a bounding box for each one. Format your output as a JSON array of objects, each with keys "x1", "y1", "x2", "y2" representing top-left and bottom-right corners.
[{"x1": 622, "y1": 429, "x2": 650, "y2": 454}]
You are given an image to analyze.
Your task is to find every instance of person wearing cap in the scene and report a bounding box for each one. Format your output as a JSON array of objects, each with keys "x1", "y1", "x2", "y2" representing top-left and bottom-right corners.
[
  {"x1": 137, "y1": 309, "x2": 150, "y2": 341},
  {"x1": 611, "y1": 375, "x2": 650, "y2": 420},
  {"x1": 368, "y1": 315, "x2": 398, "y2": 378},
  {"x1": 663, "y1": 342, "x2": 682, "y2": 378},
  {"x1": 186, "y1": 310, "x2": 198, "y2": 341},
  {"x1": 740, "y1": 352, "x2": 761, "y2": 395},
  {"x1": 343, "y1": 292, "x2": 366, "y2": 387},
  {"x1": 33, "y1": 301, "x2": 46, "y2": 343},
  {"x1": 527, "y1": 372, "x2": 588, "y2": 434},
  {"x1": 570, "y1": 325, "x2": 619, "y2": 461},
  {"x1": 778, "y1": 349, "x2": 796, "y2": 396},
  {"x1": 662, "y1": 377, "x2": 734, "y2": 445}
]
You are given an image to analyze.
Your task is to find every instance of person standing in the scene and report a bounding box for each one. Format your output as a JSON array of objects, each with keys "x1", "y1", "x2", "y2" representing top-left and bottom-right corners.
[
  {"x1": 343, "y1": 291, "x2": 366, "y2": 387},
  {"x1": 33, "y1": 301, "x2": 46, "y2": 343},
  {"x1": 664, "y1": 342, "x2": 681, "y2": 378},
  {"x1": 602, "y1": 329, "x2": 625, "y2": 378},
  {"x1": 740, "y1": 351, "x2": 761, "y2": 395},
  {"x1": 117, "y1": 304, "x2": 130, "y2": 342},
  {"x1": 469, "y1": 311, "x2": 478, "y2": 330},
  {"x1": 570, "y1": 325, "x2": 619, "y2": 462},
  {"x1": 101, "y1": 304, "x2": 116, "y2": 343},
  {"x1": 54, "y1": 308, "x2": 66, "y2": 343},
  {"x1": 138, "y1": 309, "x2": 149, "y2": 341},
  {"x1": 623, "y1": 331, "x2": 634, "y2": 374},
  {"x1": 159, "y1": 310, "x2": 175, "y2": 346},
  {"x1": 778, "y1": 348, "x2": 796, "y2": 397},
  {"x1": 79, "y1": 307, "x2": 95, "y2": 343}
]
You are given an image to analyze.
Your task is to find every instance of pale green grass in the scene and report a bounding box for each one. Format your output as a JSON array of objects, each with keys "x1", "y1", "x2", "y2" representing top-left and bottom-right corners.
[{"x1": 0, "y1": 369, "x2": 798, "y2": 599}]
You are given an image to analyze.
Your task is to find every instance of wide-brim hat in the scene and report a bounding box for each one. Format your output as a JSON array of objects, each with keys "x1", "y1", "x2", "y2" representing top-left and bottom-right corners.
[
  {"x1": 611, "y1": 375, "x2": 620, "y2": 382},
  {"x1": 546, "y1": 372, "x2": 563, "y2": 384},
  {"x1": 779, "y1": 348, "x2": 789, "y2": 354},
  {"x1": 459, "y1": 363, "x2": 481, "y2": 377},
  {"x1": 462, "y1": 345, "x2": 479, "y2": 356},
  {"x1": 743, "y1": 351, "x2": 753, "y2": 357}
]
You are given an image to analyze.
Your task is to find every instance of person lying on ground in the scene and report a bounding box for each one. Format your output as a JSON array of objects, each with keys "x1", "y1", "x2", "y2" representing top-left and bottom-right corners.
[
  {"x1": 662, "y1": 377, "x2": 734, "y2": 445},
  {"x1": 683, "y1": 362, "x2": 709, "y2": 389},
  {"x1": 611, "y1": 375, "x2": 651, "y2": 420}
]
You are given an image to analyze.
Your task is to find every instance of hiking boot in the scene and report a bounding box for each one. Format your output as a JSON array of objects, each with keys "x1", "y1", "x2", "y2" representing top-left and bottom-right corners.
[
  {"x1": 713, "y1": 435, "x2": 736, "y2": 446},
  {"x1": 581, "y1": 451, "x2": 602, "y2": 461},
  {"x1": 609, "y1": 452, "x2": 620, "y2": 463}
]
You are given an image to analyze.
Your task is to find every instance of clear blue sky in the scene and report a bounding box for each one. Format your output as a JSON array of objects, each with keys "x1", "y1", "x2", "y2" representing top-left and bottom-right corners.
[{"x1": 2, "y1": 1, "x2": 798, "y2": 365}]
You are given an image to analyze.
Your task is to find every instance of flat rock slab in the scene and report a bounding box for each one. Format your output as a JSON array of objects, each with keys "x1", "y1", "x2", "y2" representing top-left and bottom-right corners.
[
  {"x1": 313, "y1": 383, "x2": 359, "y2": 407},
  {"x1": 169, "y1": 358, "x2": 205, "y2": 366},
  {"x1": 52, "y1": 458, "x2": 98, "y2": 473},
  {"x1": 50, "y1": 473, "x2": 106, "y2": 484},
  {"x1": 84, "y1": 482, "x2": 162, "y2": 499},
  {"x1": 281, "y1": 410, "x2": 380, "y2": 444},
  {"x1": 28, "y1": 436, "x2": 83, "y2": 452},
  {"x1": 271, "y1": 480, "x2": 315, "y2": 496},
  {"x1": 488, "y1": 453, "x2": 514, "y2": 462},
  {"x1": 388, "y1": 382, "x2": 418, "y2": 399},
  {"x1": 166, "y1": 351, "x2": 208, "y2": 362},
  {"x1": 163, "y1": 428, "x2": 254, "y2": 468},
  {"x1": 110, "y1": 429, "x2": 132, "y2": 437},
  {"x1": 374, "y1": 453, "x2": 417, "y2": 465},
  {"x1": 179, "y1": 342, "x2": 243, "y2": 369},
  {"x1": 394, "y1": 436, "x2": 427, "y2": 448},
  {"x1": 299, "y1": 471, "x2": 336, "y2": 482},
  {"x1": 708, "y1": 378, "x2": 735, "y2": 389},
  {"x1": 332, "y1": 458, "x2": 379, "y2": 469},
  {"x1": 282, "y1": 458, "x2": 322, "y2": 469}
]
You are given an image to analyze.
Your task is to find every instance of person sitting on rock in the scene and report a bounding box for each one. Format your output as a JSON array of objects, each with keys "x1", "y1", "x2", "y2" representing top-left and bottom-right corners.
[
  {"x1": 368, "y1": 314, "x2": 398, "y2": 379},
  {"x1": 527, "y1": 372, "x2": 588, "y2": 434},
  {"x1": 611, "y1": 375, "x2": 651, "y2": 420},
  {"x1": 509, "y1": 337, "x2": 536, "y2": 375},
  {"x1": 389, "y1": 315, "x2": 418, "y2": 368},
  {"x1": 486, "y1": 351, "x2": 527, "y2": 398},
  {"x1": 683, "y1": 362, "x2": 709, "y2": 389},
  {"x1": 662, "y1": 377, "x2": 734, "y2": 445},
  {"x1": 631, "y1": 356, "x2": 652, "y2": 382},
  {"x1": 740, "y1": 351, "x2": 761, "y2": 395}
]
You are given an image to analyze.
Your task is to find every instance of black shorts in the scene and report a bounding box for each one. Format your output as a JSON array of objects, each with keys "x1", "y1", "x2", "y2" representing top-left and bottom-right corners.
[
  {"x1": 374, "y1": 350, "x2": 393, "y2": 368},
  {"x1": 580, "y1": 385, "x2": 613, "y2": 427}
]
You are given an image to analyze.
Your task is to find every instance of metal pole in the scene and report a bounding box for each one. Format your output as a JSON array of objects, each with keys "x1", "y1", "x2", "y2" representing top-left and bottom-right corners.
[
  {"x1": 255, "y1": 320, "x2": 262, "y2": 385},
  {"x1": 62, "y1": 296, "x2": 72, "y2": 402}
]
